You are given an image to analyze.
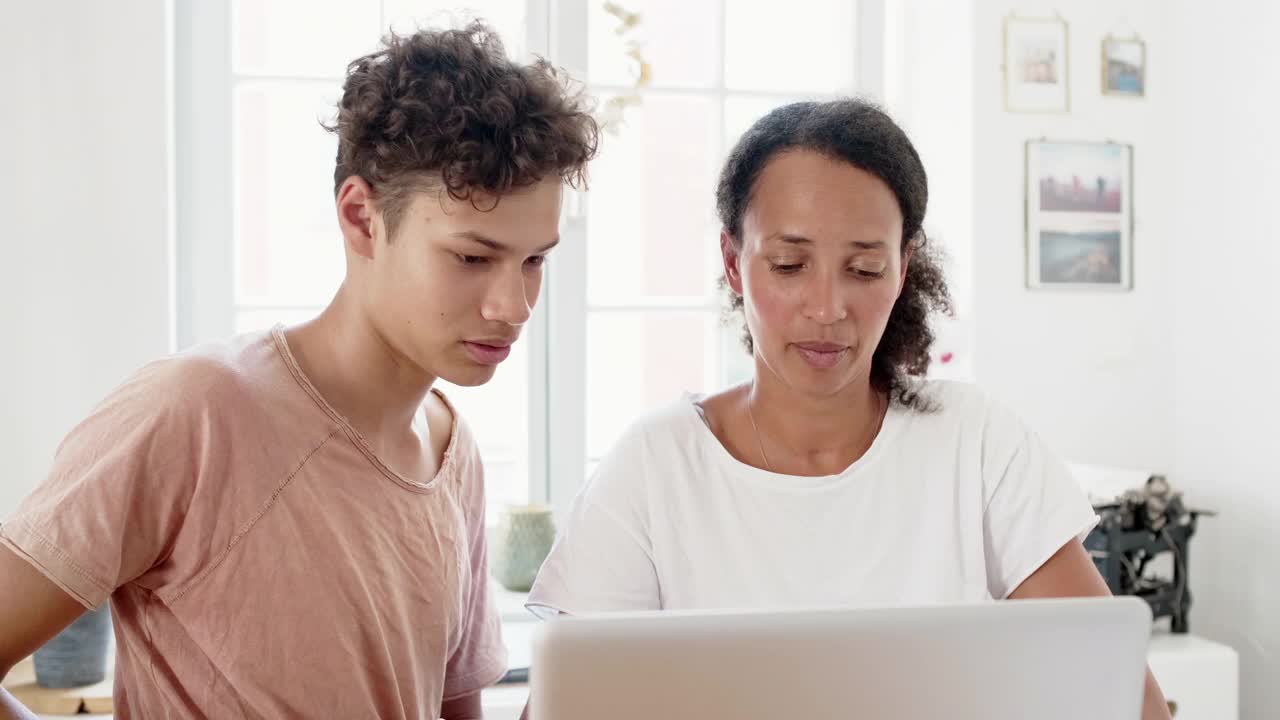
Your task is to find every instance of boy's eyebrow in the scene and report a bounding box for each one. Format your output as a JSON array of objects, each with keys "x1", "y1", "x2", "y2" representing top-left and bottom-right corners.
[{"x1": 451, "y1": 231, "x2": 561, "y2": 254}]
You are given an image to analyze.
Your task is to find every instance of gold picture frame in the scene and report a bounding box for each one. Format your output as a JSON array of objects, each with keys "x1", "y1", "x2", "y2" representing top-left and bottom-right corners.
[
  {"x1": 1102, "y1": 34, "x2": 1146, "y2": 97},
  {"x1": 1003, "y1": 13, "x2": 1070, "y2": 114}
]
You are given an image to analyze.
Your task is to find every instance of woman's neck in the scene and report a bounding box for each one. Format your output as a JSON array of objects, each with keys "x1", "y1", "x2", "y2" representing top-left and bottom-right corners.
[{"x1": 745, "y1": 366, "x2": 887, "y2": 476}]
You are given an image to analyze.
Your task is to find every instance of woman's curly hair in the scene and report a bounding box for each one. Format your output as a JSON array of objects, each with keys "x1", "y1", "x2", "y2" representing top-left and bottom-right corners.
[
  {"x1": 716, "y1": 99, "x2": 953, "y2": 410},
  {"x1": 326, "y1": 21, "x2": 599, "y2": 235}
]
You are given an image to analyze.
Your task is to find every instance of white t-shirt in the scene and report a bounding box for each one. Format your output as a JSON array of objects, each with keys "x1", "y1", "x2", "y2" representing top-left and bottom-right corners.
[{"x1": 527, "y1": 380, "x2": 1098, "y2": 617}]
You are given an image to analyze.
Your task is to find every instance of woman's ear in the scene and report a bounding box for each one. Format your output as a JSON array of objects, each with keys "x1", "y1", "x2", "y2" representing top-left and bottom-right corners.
[{"x1": 721, "y1": 230, "x2": 744, "y2": 296}]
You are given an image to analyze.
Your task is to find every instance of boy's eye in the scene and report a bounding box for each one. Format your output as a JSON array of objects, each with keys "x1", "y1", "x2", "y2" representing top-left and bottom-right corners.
[
  {"x1": 526, "y1": 255, "x2": 547, "y2": 267},
  {"x1": 457, "y1": 254, "x2": 490, "y2": 265}
]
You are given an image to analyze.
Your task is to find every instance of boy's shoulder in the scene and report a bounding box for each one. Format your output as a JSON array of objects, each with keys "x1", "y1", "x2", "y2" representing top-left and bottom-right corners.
[
  {"x1": 135, "y1": 329, "x2": 278, "y2": 407},
  {"x1": 104, "y1": 328, "x2": 321, "y2": 436}
]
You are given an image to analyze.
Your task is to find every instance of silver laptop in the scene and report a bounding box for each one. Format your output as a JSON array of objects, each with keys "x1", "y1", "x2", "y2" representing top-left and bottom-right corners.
[{"x1": 531, "y1": 597, "x2": 1151, "y2": 720}]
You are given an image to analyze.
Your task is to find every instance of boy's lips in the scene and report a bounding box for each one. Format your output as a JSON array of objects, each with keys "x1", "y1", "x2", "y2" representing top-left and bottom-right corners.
[{"x1": 463, "y1": 337, "x2": 515, "y2": 365}]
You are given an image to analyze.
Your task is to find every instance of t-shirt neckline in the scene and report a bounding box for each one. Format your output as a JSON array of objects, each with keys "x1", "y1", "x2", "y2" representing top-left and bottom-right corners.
[
  {"x1": 683, "y1": 392, "x2": 906, "y2": 489},
  {"x1": 270, "y1": 324, "x2": 458, "y2": 493}
]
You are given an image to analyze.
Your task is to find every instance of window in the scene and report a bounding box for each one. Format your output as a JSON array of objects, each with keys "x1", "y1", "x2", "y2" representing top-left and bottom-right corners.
[
  {"x1": 176, "y1": 0, "x2": 885, "y2": 517},
  {"x1": 577, "y1": 0, "x2": 864, "y2": 480}
]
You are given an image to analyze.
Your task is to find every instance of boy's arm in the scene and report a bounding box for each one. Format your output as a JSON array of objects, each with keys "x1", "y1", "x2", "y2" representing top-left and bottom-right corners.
[
  {"x1": 439, "y1": 690, "x2": 483, "y2": 719},
  {"x1": 0, "y1": 544, "x2": 92, "y2": 720}
]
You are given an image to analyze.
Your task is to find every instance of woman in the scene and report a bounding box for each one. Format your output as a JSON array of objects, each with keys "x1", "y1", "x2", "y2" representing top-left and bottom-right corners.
[{"x1": 527, "y1": 99, "x2": 1170, "y2": 718}]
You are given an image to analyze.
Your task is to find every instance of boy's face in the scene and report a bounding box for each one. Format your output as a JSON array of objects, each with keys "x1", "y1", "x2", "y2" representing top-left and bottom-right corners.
[{"x1": 341, "y1": 177, "x2": 563, "y2": 387}]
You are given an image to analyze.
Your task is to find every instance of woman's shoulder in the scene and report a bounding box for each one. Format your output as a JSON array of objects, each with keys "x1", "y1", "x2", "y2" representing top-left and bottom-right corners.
[
  {"x1": 576, "y1": 396, "x2": 709, "y2": 508},
  {"x1": 893, "y1": 379, "x2": 1042, "y2": 461},
  {"x1": 605, "y1": 394, "x2": 709, "y2": 456}
]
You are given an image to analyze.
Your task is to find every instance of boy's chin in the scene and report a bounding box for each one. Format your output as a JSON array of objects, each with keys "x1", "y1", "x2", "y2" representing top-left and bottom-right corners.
[{"x1": 436, "y1": 360, "x2": 500, "y2": 388}]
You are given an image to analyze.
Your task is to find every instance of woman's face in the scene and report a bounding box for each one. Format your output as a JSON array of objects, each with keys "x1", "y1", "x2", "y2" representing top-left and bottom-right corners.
[{"x1": 723, "y1": 149, "x2": 911, "y2": 399}]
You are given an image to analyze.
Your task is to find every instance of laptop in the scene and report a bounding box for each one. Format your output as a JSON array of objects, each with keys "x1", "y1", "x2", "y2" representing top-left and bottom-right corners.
[{"x1": 531, "y1": 597, "x2": 1151, "y2": 720}]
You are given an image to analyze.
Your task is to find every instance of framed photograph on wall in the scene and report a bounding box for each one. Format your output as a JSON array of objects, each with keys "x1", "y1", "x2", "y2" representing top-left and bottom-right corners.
[
  {"x1": 1003, "y1": 14, "x2": 1070, "y2": 113},
  {"x1": 1102, "y1": 34, "x2": 1146, "y2": 97},
  {"x1": 1025, "y1": 140, "x2": 1134, "y2": 291}
]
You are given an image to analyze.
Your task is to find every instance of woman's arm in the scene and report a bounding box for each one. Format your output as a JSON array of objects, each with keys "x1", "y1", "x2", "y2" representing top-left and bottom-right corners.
[{"x1": 1008, "y1": 539, "x2": 1173, "y2": 720}]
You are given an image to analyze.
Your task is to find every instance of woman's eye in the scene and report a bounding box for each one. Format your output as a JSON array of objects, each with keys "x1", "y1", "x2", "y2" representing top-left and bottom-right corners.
[
  {"x1": 850, "y1": 260, "x2": 888, "y2": 278},
  {"x1": 771, "y1": 263, "x2": 804, "y2": 274},
  {"x1": 525, "y1": 255, "x2": 547, "y2": 268},
  {"x1": 457, "y1": 254, "x2": 490, "y2": 265}
]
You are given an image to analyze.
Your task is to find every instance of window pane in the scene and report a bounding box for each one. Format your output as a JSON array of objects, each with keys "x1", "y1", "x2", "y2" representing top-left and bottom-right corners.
[
  {"x1": 723, "y1": 93, "x2": 805, "y2": 150},
  {"x1": 718, "y1": 312, "x2": 755, "y2": 388},
  {"x1": 234, "y1": 1, "x2": 525, "y2": 78},
  {"x1": 382, "y1": 1, "x2": 527, "y2": 58},
  {"x1": 724, "y1": 0, "x2": 857, "y2": 93},
  {"x1": 584, "y1": 312, "x2": 752, "y2": 464},
  {"x1": 234, "y1": 81, "x2": 345, "y2": 307},
  {"x1": 586, "y1": 310, "x2": 722, "y2": 457},
  {"x1": 586, "y1": 94, "x2": 722, "y2": 305},
  {"x1": 588, "y1": 0, "x2": 720, "y2": 89},
  {"x1": 234, "y1": 0, "x2": 380, "y2": 77},
  {"x1": 235, "y1": 307, "x2": 322, "y2": 335}
]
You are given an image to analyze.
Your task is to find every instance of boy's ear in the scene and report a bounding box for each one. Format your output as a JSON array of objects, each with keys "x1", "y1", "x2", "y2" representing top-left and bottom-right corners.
[{"x1": 337, "y1": 176, "x2": 379, "y2": 260}]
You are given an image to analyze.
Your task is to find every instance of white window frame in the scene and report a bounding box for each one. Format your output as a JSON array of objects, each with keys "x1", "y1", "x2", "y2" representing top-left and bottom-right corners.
[{"x1": 174, "y1": 0, "x2": 887, "y2": 513}]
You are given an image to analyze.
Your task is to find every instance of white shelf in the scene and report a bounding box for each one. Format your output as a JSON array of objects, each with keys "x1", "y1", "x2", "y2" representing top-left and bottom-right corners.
[{"x1": 1147, "y1": 632, "x2": 1239, "y2": 719}]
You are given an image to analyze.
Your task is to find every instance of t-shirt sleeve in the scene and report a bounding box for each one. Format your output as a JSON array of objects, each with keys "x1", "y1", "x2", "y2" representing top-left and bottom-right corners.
[
  {"x1": 0, "y1": 361, "x2": 201, "y2": 610},
  {"x1": 442, "y1": 436, "x2": 508, "y2": 701},
  {"x1": 981, "y1": 400, "x2": 1099, "y2": 599},
  {"x1": 527, "y1": 426, "x2": 660, "y2": 618}
]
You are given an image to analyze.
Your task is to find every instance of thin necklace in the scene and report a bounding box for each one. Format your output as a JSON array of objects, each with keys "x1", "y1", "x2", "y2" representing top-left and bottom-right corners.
[
  {"x1": 746, "y1": 387, "x2": 773, "y2": 472},
  {"x1": 747, "y1": 384, "x2": 886, "y2": 474}
]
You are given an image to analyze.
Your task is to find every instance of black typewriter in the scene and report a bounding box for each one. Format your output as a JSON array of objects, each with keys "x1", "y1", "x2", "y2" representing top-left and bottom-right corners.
[{"x1": 1083, "y1": 475, "x2": 1212, "y2": 633}]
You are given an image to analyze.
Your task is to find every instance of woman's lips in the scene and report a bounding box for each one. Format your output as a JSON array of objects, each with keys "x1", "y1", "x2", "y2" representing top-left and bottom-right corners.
[{"x1": 793, "y1": 342, "x2": 849, "y2": 369}]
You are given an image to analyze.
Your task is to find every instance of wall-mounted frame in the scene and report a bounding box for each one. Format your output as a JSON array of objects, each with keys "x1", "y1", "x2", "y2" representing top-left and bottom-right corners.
[
  {"x1": 1025, "y1": 140, "x2": 1134, "y2": 291},
  {"x1": 1004, "y1": 14, "x2": 1070, "y2": 113},
  {"x1": 1102, "y1": 34, "x2": 1146, "y2": 97}
]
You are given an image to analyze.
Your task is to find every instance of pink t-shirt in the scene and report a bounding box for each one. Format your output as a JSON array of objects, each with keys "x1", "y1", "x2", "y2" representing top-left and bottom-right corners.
[{"x1": 0, "y1": 328, "x2": 506, "y2": 718}]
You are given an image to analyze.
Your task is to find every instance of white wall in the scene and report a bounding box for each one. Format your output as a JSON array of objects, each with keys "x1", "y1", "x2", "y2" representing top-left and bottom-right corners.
[
  {"x1": 1170, "y1": 2, "x2": 1280, "y2": 716},
  {"x1": 0, "y1": 0, "x2": 174, "y2": 518},
  {"x1": 970, "y1": 0, "x2": 1177, "y2": 472},
  {"x1": 965, "y1": 1, "x2": 1278, "y2": 716}
]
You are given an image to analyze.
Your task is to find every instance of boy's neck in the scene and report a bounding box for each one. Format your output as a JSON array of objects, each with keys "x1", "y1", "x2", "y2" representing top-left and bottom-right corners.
[{"x1": 283, "y1": 286, "x2": 435, "y2": 445}]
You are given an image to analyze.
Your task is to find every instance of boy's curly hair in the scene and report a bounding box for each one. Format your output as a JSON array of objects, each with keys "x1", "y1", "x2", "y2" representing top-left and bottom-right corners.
[
  {"x1": 717, "y1": 99, "x2": 953, "y2": 410},
  {"x1": 326, "y1": 21, "x2": 599, "y2": 235}
]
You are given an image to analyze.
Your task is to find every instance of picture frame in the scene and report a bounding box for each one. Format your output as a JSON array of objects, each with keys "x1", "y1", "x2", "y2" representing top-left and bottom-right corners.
[
  {"x1": 1025, "y1": 140, "x2": 1134, "y2": 291},
  {"x1": 1102, "y1": 34, "x2": 1146, "y2": 97},
  {"x1": 1003, "y1": 14, "x2": 1070, "y2": 113}
]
